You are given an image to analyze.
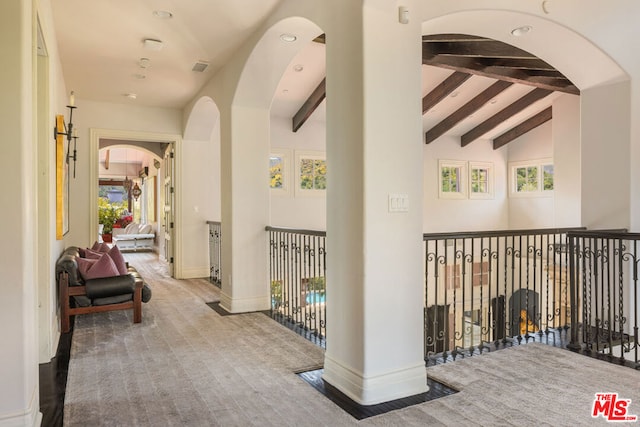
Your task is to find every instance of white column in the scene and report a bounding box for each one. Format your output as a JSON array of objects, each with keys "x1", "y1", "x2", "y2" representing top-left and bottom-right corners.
[
  {"x1": 552, "y1": 95, "x2": 581, "y2": 227},
  {"x1": 580, "y1": 81, "x2": 631, "y2": 229},
  {"x1": 0, "y1": 0, "x2": 41, "y2": 425},
  {"x1": 219, "y1": 105, "x2": 271, "y2": 313},
  {"x1": 322, "y1": 0, "x2": 427, "y2": 405}
]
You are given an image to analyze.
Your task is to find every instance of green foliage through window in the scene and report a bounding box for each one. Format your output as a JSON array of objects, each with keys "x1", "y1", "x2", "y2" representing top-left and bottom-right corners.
[
  {"x1": 441, "y1": 166, "x2": 460, "y2": 193},
  {"x1": 516, "y1": 166, "x2": 539, "y2": 192},
  {"x1": 300, "y1": 158, "x2": 326, "y2": 190},
  {"x1": 511, "y1": 161, "x2": 554, "y2": 195},
  {"x1": 471, "y1": 168, "x2": 488, "y2": 193},
  {"x1": 543, "y1": 164, "x2": 554, "y2": 191},
  {"x1": 269, "y1": 156, "x2": 283, "y2": 189}
]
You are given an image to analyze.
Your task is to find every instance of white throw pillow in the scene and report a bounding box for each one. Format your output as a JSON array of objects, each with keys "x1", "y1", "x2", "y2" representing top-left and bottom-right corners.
[
  {"x1": 139, "y1": 224, "x2": 152, "y2": 234},
  {"x1": 125, "y1": 223, "x2": 140, "y2": 234}
]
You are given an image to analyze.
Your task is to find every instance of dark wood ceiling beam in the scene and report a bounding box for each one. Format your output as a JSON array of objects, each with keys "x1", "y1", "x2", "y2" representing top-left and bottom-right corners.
[
  {"x1": 423, "y1": 40, "x2": 536, "y2": 60},
  {"x1": 461, "y1": 88, "x2": 553, "y2": 147},
  {"x1": 475, "y1": 57, "x2": 556, "y2": 71},
  {"x1": 292, "y1": 78, "x2": 326, "y2": 133},
  {"x1": 493, "y1": 107, "x2": 552, "y2": 150},
  {"x1": 425, "y1": 80, "x2": 513, "y2": 144},
  {"x1": 423, "y1": 34, "x2": 489, "y2": 42},
  {"x1": 422, "y1": 71, "x2": 472, "y2": 114},
  {"x1": 423, "y1": 55, "x2": 579, "y2": 95}
]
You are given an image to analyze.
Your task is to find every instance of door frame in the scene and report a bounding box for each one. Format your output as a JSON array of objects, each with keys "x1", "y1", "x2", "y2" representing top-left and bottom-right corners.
[{"x1": 89, "y1": 128, "x2": 183, "y2": 278}]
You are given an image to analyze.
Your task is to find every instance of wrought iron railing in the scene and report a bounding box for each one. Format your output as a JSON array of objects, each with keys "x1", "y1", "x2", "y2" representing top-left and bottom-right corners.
[
  {"x1": 567, "y1": 230, "x2": 639, "y2": 368},
  {"x1": 266, "y1": 226, "x2": 326, "y2": 343},
  {"x1": 423, "y1": 227, "x2": 586, "y2": 362},
  {"x1": 207, "y1": 221, "x2": 222, "y2": 287}
]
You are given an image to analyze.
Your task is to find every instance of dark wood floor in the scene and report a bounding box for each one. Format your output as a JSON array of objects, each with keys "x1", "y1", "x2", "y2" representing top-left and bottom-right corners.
[{"x1": 39, "y1": 321, "x2": 73, "y2": 427}]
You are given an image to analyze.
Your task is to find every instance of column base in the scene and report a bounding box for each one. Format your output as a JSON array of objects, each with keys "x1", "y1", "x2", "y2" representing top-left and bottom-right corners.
[
  {"x1": 322, "y1": 354, "x2": 428, "y2": 406},
  {"x1": 219, "y1": 291, "x2": 270, "y2": 314}
]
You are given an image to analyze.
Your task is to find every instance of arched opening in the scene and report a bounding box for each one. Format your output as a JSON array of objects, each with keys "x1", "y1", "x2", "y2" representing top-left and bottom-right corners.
[
  {"x1": 219, "y1": 16, "x2": 324, "y2": 313},
  {"x1": 89, "y1": 129, "x2": 182, "y2": 275},
  {"x1": 97, "y1": 144, "x2": 162, "y2": 246},
  {"x1": 420, "y1": 10, "x2": 629, "y2": 231}
]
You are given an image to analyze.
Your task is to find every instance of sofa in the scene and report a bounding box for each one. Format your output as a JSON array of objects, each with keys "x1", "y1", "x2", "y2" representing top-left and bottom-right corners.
[
  {"x1": 112, "y1": 223, "x2": 155, "y2": 251},
  {"x1": 56, "y1": 245, "x2": 152, "y2": 333}
]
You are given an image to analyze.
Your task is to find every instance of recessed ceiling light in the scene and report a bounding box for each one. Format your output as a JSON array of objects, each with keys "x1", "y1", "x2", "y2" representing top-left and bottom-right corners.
[
  {"x1": 139, "y1": 58, "x2": 150, "y2": 68},
  {"x1": 490, "y1": 99, "x2": 497, "y2": 104},
  {"x1": 511, "y1": 25, "x2": 532, "y2": 36},
  {"x1": 153, "y1": 10, "x2": 173, "y2": 19},
  {"x1": 280, "y1": 33, "x2": 297, "y2": 43},
  {"x1": 293, "y1": 64, "x2": 304, "y2": 72},
  {"x1": 143, "y1": 38, "x2": 164, "y2": 51},
  {"x1": 124, "y1": 93, "x2": 137, "y2": 99},
  {"x1": 133, "y1": 73, "x2": 146, "y2": 80},
  {"x1": 450, "y1": 91, "x2": 459, "y2": 98}
]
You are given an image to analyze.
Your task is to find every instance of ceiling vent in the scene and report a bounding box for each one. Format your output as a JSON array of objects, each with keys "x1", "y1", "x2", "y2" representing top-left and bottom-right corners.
[{"x1": 192, "y1": 61, "x2": 209, "y2": 72}]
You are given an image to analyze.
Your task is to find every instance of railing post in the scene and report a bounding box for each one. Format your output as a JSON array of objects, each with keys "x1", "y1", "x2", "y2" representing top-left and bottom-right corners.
[
  {"x1": 567, "y1": 232, "x2": 581, "y2": 350},
  {"x1": 207, "y1": 221, "x2": 222, "y2": 288}
]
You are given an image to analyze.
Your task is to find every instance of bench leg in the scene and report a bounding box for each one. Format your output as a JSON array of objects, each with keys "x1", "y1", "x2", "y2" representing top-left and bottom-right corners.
[{"x1": 133, "y1": 285, "x2": 142, "y2": 324}]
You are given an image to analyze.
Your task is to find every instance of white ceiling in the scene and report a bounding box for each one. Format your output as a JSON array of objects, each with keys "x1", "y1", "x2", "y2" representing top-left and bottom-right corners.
[
  {"x1": 51, "y1": 1, "x2": 569, "y2": 146},
  {"x1": 52, "y1": 0, "x2": 284, "y2": 109}
]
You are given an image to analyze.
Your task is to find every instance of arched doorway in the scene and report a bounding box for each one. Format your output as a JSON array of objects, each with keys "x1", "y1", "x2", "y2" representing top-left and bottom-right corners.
[{"x1": 89, "y1": 129, "x2": 182, "y2": 276}]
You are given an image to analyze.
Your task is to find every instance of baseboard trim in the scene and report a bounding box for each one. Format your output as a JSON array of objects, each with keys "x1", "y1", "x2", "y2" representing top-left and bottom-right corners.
[
  {"x1": 0, "y1": 388, "x2": 42, "y2": 427},
  {"x1": 179, "y1": 267, "x2": 210, "y2": 279}
]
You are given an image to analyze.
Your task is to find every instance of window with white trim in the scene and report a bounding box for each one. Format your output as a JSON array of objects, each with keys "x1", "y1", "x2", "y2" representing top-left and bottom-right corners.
[
  {"x1": 438, "y1": 160, "x2": 467, "y2": 199},
  {"x1": 269, "y1": 150, "x2": 291, "y2": 196},
  {"x1": 509, "y1": 158, "x2": 554, "y2": 197},
  {"x1": 469, "y1": 162, "x2": 494, "y2": 199},
  {"x1": 295, "y1": 151, "x2": 326, "y2": 197}
]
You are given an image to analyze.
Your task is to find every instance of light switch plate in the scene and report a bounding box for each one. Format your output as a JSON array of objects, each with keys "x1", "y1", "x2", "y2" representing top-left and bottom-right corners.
[{"x1": 389, "y1": 193, "x2": 409, "y2": 212}]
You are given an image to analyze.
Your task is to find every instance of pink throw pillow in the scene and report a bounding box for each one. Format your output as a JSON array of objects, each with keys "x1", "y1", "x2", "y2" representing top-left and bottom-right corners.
[
  {"x1": 83, "y1": 248, "x2": 103, "y2": 259},
  {"x1": 90, "y1": 241, "x2": 110, "y2": 253},
  {"x1": 76, "y1": 253, "x2": 120, "y2": 281},
  {"x1": 108, "y1": 245, "x2": 128, "y2": 275}
]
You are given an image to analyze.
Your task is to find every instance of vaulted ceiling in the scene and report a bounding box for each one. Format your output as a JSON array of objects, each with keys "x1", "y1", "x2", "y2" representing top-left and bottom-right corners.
[
  {"x1": 286, "y1": 34, "x2": 579, "y2": 149},
  {"x1": 50, "y1": 0, "x2": 578, "y2": 150}
]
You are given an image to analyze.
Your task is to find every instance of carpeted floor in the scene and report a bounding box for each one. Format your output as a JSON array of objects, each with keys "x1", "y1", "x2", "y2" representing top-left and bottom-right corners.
[{"x1": 64, "y1": 253, "x2": 640, "y2": 426}]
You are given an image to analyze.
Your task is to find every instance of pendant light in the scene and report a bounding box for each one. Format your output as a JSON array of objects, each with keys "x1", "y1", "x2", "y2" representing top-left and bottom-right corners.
[{"x1": 131, "y1": 182, "x2": 142, "y2": 201}]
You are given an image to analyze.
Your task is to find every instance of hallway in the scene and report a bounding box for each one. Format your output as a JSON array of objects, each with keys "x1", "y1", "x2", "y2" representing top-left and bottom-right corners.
[{"x1": 50, "y1": 252, "x2": 640, "y2": 426}]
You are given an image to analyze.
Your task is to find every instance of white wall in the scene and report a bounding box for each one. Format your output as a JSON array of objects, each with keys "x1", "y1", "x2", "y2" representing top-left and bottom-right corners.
[
  {"x1": 423, "y1": 136, "x2": 509, "y2": 232},
  {"x1": 507, "y1": 121, "x2": 554, "y2": 229},
  {"x1": 1, "y1": 1, "x2": 40, "y2": 425},
  {"x1": 270, "y1": 116, "x2": 326, "y2": 230},
  {"x1": 181, "y1": 139, "x2": 219, "y2": 277}
]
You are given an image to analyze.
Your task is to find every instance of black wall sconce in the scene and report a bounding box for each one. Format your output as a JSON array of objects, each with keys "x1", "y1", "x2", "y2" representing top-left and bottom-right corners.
[{"x1": 54, "y1": 91, "x2": 79, "y2": 178}]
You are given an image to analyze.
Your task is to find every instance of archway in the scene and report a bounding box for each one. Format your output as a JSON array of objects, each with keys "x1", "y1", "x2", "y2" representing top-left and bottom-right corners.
[
  {"x1": 421, "y1": 9, "x2": 630, "y2": 230},
  {"x1": 89, "y1": 129, "x2": 182, "y2": 275},
  {"x1": 97, "y1": 144, "x2": 162, "y2": 242},
  {"x1": 219, "y1": 16, "x2": 323, "y2": 313}
]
